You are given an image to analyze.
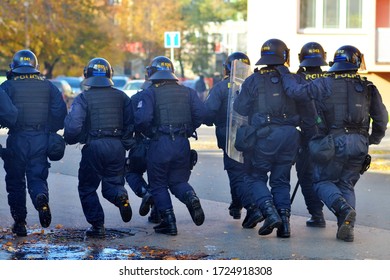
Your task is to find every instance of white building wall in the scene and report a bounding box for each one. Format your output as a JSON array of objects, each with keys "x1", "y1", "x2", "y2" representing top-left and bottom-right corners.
[{"x1": 247, "y1": 0, "x2": 387, "y2": 72}]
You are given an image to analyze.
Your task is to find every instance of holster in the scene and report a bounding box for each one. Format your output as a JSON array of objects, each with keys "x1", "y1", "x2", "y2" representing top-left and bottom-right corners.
[{"x1": 360, "y1": 154, "x2": 371, "y2": 175}]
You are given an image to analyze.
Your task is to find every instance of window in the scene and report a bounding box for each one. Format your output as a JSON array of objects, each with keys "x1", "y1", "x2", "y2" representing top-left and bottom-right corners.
[
  {"x1": 323, "y1": 0, "x2": 340, "y2": 28},
  {"x1": 347, "y1": 0, "x2": 362, "y2": 28},
  {"x1": 299, "y1": 0, "x2": 362, "y2": 31}
]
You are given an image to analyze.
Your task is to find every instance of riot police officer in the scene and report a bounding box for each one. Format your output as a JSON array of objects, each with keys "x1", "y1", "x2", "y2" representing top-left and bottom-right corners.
[
  {"x1": 204, "y1": 52, "x2": 264, "y2": 228},
  {"x1": 125, "y1": 79, "x2": 160, "y2": 223},
  {"x1": 64, "y1": 57, "x2": 133, "y2": 237},
  {"x1": 233, "y1": 39, "x2": 301, "y2": 238},
  {"x1": 276, "y1": 45, "x2": 388, "y2": 241},
  {"x1": 134, "y1": 56, "x2": 206, "y2": 235},
  {"x1": 1, "y1": 49, "x2": 67, "y2": 236},
  {"x1": 294, "y1": 42, "x2": 327, "y2": 227}
]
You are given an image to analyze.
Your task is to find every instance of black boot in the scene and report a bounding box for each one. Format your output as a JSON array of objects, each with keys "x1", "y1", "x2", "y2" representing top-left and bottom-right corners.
[
  {"x1": 148, "y1": 206, "x2": 161, "y2": 224},
  {"x1": 139, "y1": 191, "x2": 154, "y2": 216},
  {"x1": 331, "y1": 197, "x2": 356, "y2": 242},
  {"x1": 276, "y1": 209, "x2": 291, "y2": 238},
  {"x1": 12, "y1": 221, "x2": 27, "y2": 237},
  {"x1": 36, "y1": 193, "x2": 51, "y2": 228},
  {"x1": 242, "y1": 204, "x2": 264, "y2": 229},
  {"x1": 117, "y1": 194, "x2": 132, "y2": 222},
  {"x1": 183, "y1": 190, "x2": 205, "y2": 226},
  {"x1": 306, "y1": 212, "x2": 326, "y2": 228},
  {"x1": 228, "y1": 201, "x2": 242, "y2": 219},
  {"x1": 86, "y1": 223, "x2": 105, "y2": 238},
  {"x1": 258, "y1": 200, "x2": 282, "y2": 236},
  {"x1": 154, "y1": 208, "x2": 177, "y2": 235}
]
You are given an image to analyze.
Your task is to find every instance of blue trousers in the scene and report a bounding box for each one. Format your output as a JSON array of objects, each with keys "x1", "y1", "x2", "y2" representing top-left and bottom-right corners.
[
  {"x1": 4, "y1": 131, "x2": 50, "y2": 222},
  {"x1": 295, "y1": 146, "x2": 324, "y2": 215},
  {"x1": 313, "y1": 133, "x2": 368, "y2": 209},
  {"x1": 223, "y1": 152, "x2": 255, "y2": 208},
  {"x1": 247, "y1": 126, "x2": 300, "y2": 210},
  {"x1": 146, "y1": 135, "x2": 194, "y2": 212},
  {"x1": 78, "y1": 138, "x2": 128, "y2": 225}
]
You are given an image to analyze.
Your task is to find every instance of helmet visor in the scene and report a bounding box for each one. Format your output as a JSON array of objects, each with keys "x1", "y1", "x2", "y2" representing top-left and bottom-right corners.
[
  {"x1": 359, "y1": 53, "x2": 366, "y2": 71},
  {"x1": 284, "y1": 49, "x2": 290, "y2": 67}
]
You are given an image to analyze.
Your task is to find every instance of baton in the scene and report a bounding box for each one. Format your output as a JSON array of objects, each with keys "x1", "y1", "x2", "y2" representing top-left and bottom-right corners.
[{"x1": 290, "y1": 180, "x2": 300, "y2": 204}]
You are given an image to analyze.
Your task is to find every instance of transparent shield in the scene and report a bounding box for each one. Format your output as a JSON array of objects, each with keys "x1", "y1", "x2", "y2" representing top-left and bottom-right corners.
[{"x1": 226, "y1": 60, "x2": 252, "y2": 163}]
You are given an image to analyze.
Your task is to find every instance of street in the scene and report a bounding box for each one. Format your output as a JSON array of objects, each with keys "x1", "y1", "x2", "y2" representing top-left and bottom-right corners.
[
  {"x1": 22, "y1": 126, "x2": 390, "y2": 230},
  {"x1": 0, "y1": 126, "x2": 389, "y2": 261}
]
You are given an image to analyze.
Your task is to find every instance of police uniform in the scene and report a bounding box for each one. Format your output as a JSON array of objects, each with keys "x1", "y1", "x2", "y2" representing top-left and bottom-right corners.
[
  {"x1": 125, "y1": 86, "x2": 160, "y2": 223},
  {"x1": 234, "y1": 67, "x2": 300, "y2": 238},
  {"x1": 294, "y1": 67, "x2": 326, "y2": 227},
  {"x1": 277, "y1": 46, "x2": 388, "y2": 241},
  {"x1": 1, "y1": 50, "x2": 67, "y2": 236},
  {"x1": 134, "y1": 55, "x2": 206, "y2": 235},
  {"x1": 204, "y1": 76, "x2": 264, "y2": 228},
  {"x1": 125, "y1": 89, "x2": 149, "y2": 198},
  {"x1": 64, "y1": 57, "x2": 133, "y2": 237}
]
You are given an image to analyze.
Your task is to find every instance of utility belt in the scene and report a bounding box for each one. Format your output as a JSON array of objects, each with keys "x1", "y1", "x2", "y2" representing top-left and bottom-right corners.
[
  {"x1": 89, "y1": 129, "x2": 123, "y2": 140},
  {"x1": 154, "y1": 130, "x2": 188, "y2": 141},
  {"x1": 254, "y1": 113, "x2": 300, "y2": 128},
  {"x1": 12, "y1": 124, "x2": 46, "y2": 132},
  {"x1": 330, "y1": 127, "x2": 369, "y2": 137},
  {"x1": 153, "y1": 124, "x2": 190, "y2": 141}
]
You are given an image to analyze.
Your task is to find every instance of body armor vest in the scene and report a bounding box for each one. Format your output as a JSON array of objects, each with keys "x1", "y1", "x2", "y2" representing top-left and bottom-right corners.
[
  {"x1": 256, "y1": 69, "x2": 298, "y2": 125},
  {"x1": 323, "y1": 74, "x2": 371, "y2": 132},
  {"x1": 153, "y1": 83, "x2": 192, "y2": 126},
  {"x1": 84, "y1": 88, "x2": 124, "y2": 134},
  {"x1": 10, "y1": 76, "x2": 50, "y2": 129}
]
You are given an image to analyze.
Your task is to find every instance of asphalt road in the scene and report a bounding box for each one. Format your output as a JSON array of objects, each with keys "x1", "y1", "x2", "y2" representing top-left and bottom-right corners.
[
  {"x1": 1, "y1": 126, "x2": 389, "y2": 231},
  {"x1": 0, "y1": 126, "x2": 389, "y2": 262}
]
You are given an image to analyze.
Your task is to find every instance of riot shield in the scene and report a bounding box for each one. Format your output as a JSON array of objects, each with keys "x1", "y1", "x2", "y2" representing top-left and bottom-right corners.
[{"x1": 226, "y1": 60, "x2": 252, "y2": 163}]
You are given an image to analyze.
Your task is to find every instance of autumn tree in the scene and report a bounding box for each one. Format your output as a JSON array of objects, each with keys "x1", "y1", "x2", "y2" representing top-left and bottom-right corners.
[
  {"x1": 113, "y1": 0, "x2": 246, "y2": 78},
  {"x1": 0, "y1": 0, "x2": 247, "y2": 79},
  {"x1": 0, "y1": 0, "x2": 124, "y2": 78},
  {"x1": 180, "y1": 0, "x2": 247, "y2": 76}
]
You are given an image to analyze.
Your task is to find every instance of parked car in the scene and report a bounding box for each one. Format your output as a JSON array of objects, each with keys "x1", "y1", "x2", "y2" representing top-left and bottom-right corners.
[
  {"x1": 123, "y1": 79, "x2": 145, "y2": 97},
  {"x1": 112, "y1": 75, "x2": 130, "y2": 90},
  {"x1": 56, "y1": 76, "x2": 83, "y2": 96}
]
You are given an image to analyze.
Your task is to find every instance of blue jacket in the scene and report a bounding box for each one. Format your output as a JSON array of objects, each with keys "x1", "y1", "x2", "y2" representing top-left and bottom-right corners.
[
  {"x1": 204, "y1": 77, "x2": 230, "y2": 149},
  {"x1": 277, "y1": 66, "x2": 388, "y2": 145},
  {"x1": 64, "y1": 86, "x2": 133, "y2": 144},
  {"x1": 0, "y1": 86, "x2": 18, "y2": 128},
  {"x1": 135, "y1": 81, "x2": 205, "y2": 138},
  {"x1": 1, "y1": 75, "x2": 66, "y2": 132}
]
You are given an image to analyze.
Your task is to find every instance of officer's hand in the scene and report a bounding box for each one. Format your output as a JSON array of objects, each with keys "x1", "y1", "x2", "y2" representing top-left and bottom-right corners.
[
  {"x1": 275, "y1": 65, "x2": 290, "y2": 75},
  {"x1": 369, "y1": 135, "x2": 380, "y2": 145}
]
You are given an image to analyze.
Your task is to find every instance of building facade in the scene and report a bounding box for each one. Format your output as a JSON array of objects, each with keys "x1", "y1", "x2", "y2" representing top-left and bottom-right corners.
[{"x1": 247, "y1": 0, "x2": 390, "y2": 106}]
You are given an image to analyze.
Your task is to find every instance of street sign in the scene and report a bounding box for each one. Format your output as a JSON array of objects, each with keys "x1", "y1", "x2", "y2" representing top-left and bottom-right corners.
[{"x1": 164, "y1": 31, "x2": 180, "y2": 48}]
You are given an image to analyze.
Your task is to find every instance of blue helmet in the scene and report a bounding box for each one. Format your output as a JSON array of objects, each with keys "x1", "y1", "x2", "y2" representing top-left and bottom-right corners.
[
  {"x1": 83, "y1": 57, "x2": 114, "y2": 87},
  {"x1": 256, "y1": 38, "x2": 290, "y2": 66},
  {"x1": 298, "y1": 42, "x2": 328, "y2": 67},
  {"x1": 328, "y1": 45, "x2": 366, "y2": 72},
  {"x1": 223, "y1": 52, "x2": 251, "y2": 76},
  {"x1": 10, "y1": 49, "x2": 40, "y2": 74},
  {"x1": 146, "y1": 56, "x2": 178, "y2": 81}
]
